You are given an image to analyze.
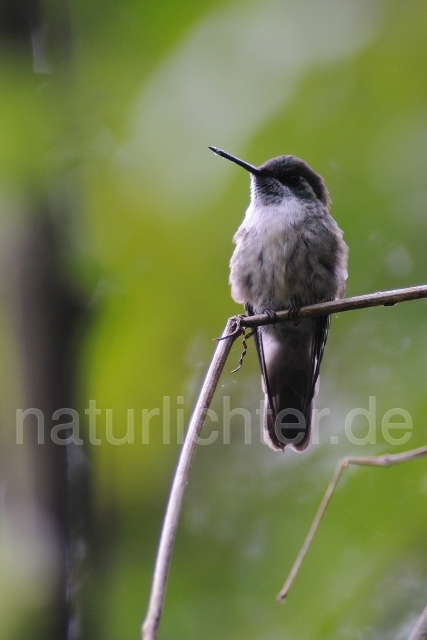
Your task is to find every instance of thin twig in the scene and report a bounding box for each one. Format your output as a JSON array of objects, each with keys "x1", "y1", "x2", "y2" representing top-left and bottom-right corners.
[
  {"x1": 142, "y1": 284, "x2": 427, "y2": 640},
  {"x1": 277, "y1": 446, "x2": 427, "y2": 601},
  {"x1": 142, "y1": 317, "x2": 239, "y2": 640},
  {"x1": 231, "y1": 328, "x2": 253, "y2": 373}
]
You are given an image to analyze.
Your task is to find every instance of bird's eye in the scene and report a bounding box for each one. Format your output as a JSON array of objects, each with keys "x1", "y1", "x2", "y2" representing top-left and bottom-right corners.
[{"x1": 287, "y1": 175, "x2": 301, "y2": 187}]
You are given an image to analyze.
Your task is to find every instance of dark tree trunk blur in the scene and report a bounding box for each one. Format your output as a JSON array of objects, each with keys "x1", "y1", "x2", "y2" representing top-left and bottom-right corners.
[{"x1": 0, "y1": 2, "x2": 91, "y2": 639}]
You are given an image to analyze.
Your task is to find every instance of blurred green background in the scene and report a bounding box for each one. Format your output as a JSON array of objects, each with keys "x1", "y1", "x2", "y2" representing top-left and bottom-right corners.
[{"x1": 1, "y1": 0, "x2": 427, "y2": 638}]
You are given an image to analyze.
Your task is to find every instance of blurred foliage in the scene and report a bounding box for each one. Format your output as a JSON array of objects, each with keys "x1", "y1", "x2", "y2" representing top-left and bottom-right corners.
[{"x1": 1, "y1": 0, "x2": 427, "y2": 638}]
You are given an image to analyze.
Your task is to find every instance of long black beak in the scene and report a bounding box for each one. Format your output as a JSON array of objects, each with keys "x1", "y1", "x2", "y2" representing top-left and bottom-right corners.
[{"x1": 209, "y1": 146, "x2": 265, "y2": 176}]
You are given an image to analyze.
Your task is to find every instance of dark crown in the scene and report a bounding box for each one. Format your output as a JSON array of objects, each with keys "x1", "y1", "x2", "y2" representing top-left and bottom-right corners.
[{"x1": 260, "y1": 155, "x2": 330, "y2": 206}]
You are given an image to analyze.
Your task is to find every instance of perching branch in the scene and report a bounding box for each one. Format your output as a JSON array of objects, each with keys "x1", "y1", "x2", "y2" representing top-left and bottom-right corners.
[
  {"x1": 240, "y1": 284, "x2": 427, "y2": 329},
  {"x1": 142, "y1": 284, "x2": 427, "y2": 640},
  {"x1": 409, "y1": 604, "x2": 427, "y2": 640}
]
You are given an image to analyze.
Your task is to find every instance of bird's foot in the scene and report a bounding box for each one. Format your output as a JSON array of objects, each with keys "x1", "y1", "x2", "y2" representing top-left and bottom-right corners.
[
  {"x1": 263, "y1": 308, "x2": 278, "y2": 330},
  {"x1": 264, "y1": 309, "x2": 278, "y2": 321},
  {"x1": 289, "y1": 306, "x2": 301, "y2": 326}
]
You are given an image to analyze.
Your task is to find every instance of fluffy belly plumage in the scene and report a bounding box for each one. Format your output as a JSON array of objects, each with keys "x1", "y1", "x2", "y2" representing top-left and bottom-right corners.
[{"x1": 230, "y1": 223, "x2": 342, "y2": 312}]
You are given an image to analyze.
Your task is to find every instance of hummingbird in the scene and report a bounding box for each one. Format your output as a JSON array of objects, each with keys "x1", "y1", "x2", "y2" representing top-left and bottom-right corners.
[{"x1": 209, "y1": 147, "x2": 348, "y2": 451}]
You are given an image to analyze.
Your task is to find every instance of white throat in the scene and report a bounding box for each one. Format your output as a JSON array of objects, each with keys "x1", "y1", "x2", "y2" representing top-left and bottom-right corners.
[{"x1": 244, "y1": 198, "x2": 307, "y2": 231}]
